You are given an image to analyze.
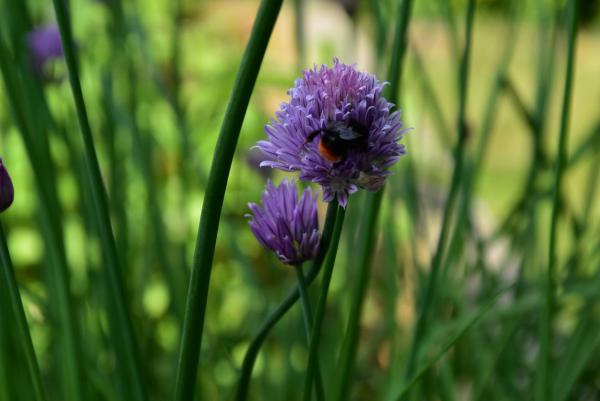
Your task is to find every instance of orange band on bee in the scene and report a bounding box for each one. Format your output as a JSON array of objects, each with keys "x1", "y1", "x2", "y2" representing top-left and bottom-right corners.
[{"x1": 318, "y1": 141, "x2": 342, "y2": 162}]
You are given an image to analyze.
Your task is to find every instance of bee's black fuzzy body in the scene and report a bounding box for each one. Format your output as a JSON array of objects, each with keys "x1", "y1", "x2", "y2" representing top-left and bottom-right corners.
[{"x1": 307, "y1": 121, "x2": 369, "y2": 162}]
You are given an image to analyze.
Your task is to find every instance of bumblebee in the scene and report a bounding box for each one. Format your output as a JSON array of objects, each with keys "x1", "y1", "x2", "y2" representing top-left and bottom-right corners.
[{"x1": 306, "y1": 120, "x2": 369, "y2": 162}]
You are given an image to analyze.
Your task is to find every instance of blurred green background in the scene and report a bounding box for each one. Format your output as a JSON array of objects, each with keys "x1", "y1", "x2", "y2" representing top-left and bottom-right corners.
[{"x1": 1, "y1": 0, "x2": 600, "y2": 400}]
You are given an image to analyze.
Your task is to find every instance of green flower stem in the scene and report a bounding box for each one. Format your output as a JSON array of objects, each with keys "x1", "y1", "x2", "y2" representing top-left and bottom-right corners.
[
  {"x1": 295, "y1": 264, "x2": 326, "y2": 401},
  {"x1": 303, "y1": 206, "x2": 346, "y2": 401},
  {"x1": 542, "y1": 0, "x2": 579, "y2": 400},
  {"x1": 236, "y1": 204, "x2": 339, "y2": 401},
  {"x1": 0, "y1": 223, "x2": 47, "y2": 401},
  {"x1": 173, "y1": 0, "x2": 284, "y2": 399},
  {"x1": 332, "y1": 194, "x2": 383, "y2": 401},
  {"x1": 402, "y1": 0, "x2": 476, "y2": 387},
  {"x1": 50, "y1": 1, "x2": 147, "y2": 400},
  {"x1": 332, "y1": 0, "x2": 414, "y2": 399}
]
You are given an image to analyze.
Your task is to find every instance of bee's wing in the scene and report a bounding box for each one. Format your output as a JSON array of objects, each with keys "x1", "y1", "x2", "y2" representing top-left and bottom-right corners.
[
  {"x1": 328, "y1": 122, "x2": 362, "y2": 141},
  {"x1": 338, "y1": 128, "x2": 363, "y2": 141}
]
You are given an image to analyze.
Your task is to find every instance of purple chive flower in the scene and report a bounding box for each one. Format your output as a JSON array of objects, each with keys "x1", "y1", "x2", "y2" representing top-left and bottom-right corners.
[
  {"x1": 256, "y1": 58, "x2": 407, "y2": 207},
  {"x1": 247, "y1": 180, "x2": 320, "y2": 266},
  {"x1": 26, "y1": 25, "x2": 64, "y2": 79},
  {"x1": 0, "y1": 158, "x2": 14, "y2": 213}
]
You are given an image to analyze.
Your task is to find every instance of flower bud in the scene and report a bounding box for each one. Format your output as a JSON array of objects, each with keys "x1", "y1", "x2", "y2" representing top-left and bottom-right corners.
[
  {"x1": 247, "y1": 179, "x2": 320, "y2": 265},
  {"x1": 0, "y1": 158, "x2": 14, "y2": 213}
]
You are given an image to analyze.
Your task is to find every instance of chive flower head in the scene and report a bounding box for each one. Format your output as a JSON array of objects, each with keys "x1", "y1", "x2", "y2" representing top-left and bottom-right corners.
[
  {"x1": 256, "y1": 58, "x2": 407, "y2": 207},
  {"x1": 247, "y1": 180, "x2": 320, "y2": 265}
]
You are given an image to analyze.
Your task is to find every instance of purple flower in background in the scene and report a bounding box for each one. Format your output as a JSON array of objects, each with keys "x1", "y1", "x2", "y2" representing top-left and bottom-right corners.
[
  {"x1": 27, "y1": 25, "x2": 64, "y2": 79},
  {"x1": 256, "y1": 58, "x2": 407, "y2": 207},
  {"x1": 247, "y1": 180, "x2": 320, "y2": 265},
  {"x1": 0, "y1": 159, "x2": 14, "y2": 213}
]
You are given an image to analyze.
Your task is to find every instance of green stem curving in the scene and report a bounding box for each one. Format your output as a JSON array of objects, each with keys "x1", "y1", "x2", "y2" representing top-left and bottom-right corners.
[
  {"x1": 236, "y1": 204, "x2": 339, "y2": 401},
  {"x1": 172, "y1": 0, "x2": 284, "y2": 399},
  {"x1": 295, "y1": 264, "x2": 326, "y2": 401},
  {"x1": 303, "y1": 206, "x2": 346, "y2": 401}
]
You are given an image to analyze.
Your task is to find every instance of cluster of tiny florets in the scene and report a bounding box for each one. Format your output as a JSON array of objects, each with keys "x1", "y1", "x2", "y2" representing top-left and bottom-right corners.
[{"x1": 256, "y1": 58, "x2": 406, "y2": 207}]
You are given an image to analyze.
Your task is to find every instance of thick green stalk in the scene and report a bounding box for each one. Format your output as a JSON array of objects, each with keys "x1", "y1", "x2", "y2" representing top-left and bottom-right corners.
[
  {"x1": 0, "y1": 223, "x2": 47, "y2": 401},
  {"x1": 173, "y1": 2, "x2": 284, "y2": 398},
  {"x1": 332, "y1": 0, "x2": 414, "y2": 399},
  {"x1": 402, "y1": 0, "x2": 476, "y2": 387},
  {"x1": 541, "y1": 1, "x2": 579, "y2": 400},
  {"x1": 295, "y1": 264, "x2": 326, "y2": 401},
  {"x1": 331, "y1": 194, "x2": 383, "y2": 401},
  {"x1": 302, "y1": 206, "x2": 346, "y2": 401},
  {"x1": 50, "y1": 1, "x2": 147, "y2": 400},
  {"x1": 236, "y1": 204, "x2": 338, "y2": 401}
]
